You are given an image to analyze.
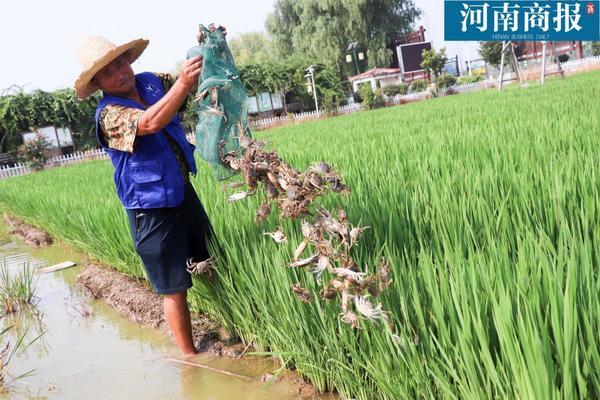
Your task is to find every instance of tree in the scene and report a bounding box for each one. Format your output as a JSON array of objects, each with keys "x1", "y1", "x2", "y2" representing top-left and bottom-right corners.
[
  {"x1": 478, "y1": 41, "x2": 525, "y2": 69},
  {"x1": 228, "y1": 32, "x2": 275, "y2": 65},
  {"x1": 239, "y1": 61, "x2": 291, "y2": 113},
  {"x1": 238, "y1": 57, "x2": 345, "y2": 112},
  {"x1": 421, "y1": 48, "x2": 447, "y2": 80},
  {"x1": 313, "y1": 64, "x2": 346, "y2": 111},
  {"x1": 0, "y1": 88, "x2": 99, "y2": 154},
  {"x1": 266, "y1": 0, "x2": 421, "y2": 72},
  {"x1": 479, "y1": 42, "x2": 503, "y2": 68}
]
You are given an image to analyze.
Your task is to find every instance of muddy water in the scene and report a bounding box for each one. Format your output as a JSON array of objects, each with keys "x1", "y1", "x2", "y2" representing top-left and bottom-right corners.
[{"x1": 0, "y1": 221, "x2": 315, "y2": 399}]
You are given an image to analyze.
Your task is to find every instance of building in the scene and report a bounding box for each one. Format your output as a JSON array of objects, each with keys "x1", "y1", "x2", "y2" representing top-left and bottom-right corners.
[
  {"x1": 348, "y1": 26, "x2": 432, "y2": 92},
  {"x1": 514, "y1": 41, "x2": 583, "y2": 63},
  {"x1": 21, "y1": 126, "x2": 75, "y2": 157},
  {"x1": 349, "y1": 68, "x2": 404, "y2": 92}
]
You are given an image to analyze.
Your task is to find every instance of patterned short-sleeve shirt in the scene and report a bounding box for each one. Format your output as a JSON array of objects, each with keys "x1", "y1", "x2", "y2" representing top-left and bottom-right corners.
[{"x1": 98, "y1": 73, "x2": 191, "y2": 184}]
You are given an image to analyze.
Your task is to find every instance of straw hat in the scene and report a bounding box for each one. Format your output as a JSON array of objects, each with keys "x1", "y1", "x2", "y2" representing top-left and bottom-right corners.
[{"x1": 74, "y1": 36, "x2": 149, "y2": 99}]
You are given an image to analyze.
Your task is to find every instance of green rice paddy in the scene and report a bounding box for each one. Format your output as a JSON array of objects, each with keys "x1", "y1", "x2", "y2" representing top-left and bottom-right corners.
[{"x1": 1, "y1": 72, "x2": 599, "y2": 399}]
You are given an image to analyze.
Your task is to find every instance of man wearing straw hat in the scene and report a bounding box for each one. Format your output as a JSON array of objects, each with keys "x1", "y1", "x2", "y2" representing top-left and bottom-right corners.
[{"x1": 74, "y1": 29, "x2": 221, "y2": 356}]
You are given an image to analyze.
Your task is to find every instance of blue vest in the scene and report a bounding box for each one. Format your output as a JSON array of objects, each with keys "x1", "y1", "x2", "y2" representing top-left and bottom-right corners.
[{"x1": 95, "y1": 72, "x2": 197, "y2": 209}]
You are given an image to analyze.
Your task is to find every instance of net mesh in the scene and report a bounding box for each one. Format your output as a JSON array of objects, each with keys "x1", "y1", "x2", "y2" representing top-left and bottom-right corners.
[{"x1": 186, "y1": 25, "x2": 251, "y2": 180}]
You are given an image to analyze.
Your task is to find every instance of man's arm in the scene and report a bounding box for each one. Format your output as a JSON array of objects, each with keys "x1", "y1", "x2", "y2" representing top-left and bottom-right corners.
[
  {"x1": 155, "y1": 73, "x2": 193, "y2": 114},
  {"x1": 136, "y1": 55, "x2": 202, "y2": 135}
]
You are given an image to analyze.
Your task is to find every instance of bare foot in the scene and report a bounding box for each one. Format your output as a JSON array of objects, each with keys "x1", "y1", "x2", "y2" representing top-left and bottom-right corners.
[{"x1": 183, "y1": 349, "x2": 199, "y2": 357}]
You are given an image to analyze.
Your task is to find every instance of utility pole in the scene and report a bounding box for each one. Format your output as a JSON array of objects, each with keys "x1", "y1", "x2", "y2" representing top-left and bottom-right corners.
[
  {"x1": 347, "y1": 42, "x2": 361, "y2": 76},
  {"x1": 352, "y1": 48, "x2": 360, "y2": 76},
  {"x1": 305, "y1": 65, "x2": 319, "y2": 113}
]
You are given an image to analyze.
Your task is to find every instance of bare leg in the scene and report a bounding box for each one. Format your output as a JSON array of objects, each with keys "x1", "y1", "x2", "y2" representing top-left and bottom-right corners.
[{"x1": 164, "y1": 291, "x2": 197, "y2": 356}]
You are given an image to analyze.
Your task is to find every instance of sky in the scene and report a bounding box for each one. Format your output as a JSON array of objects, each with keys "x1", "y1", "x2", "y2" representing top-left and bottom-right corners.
[
  {"x1": 0, "y1": 0, "x2": 479, "y2": 93},
  {"x1": 414, "y1": 1, "x2": 482, "y2": 69}
]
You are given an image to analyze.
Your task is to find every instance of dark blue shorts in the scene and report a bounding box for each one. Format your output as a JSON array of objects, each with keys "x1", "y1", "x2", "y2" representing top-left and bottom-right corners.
[{"x1": 126, "y1": 184, "x2": 217, "y2": 295}]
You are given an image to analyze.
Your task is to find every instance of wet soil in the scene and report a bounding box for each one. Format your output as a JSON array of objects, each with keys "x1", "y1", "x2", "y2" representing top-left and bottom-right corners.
[
  {"x1": 76, "y1": 263, "x2": 244, "y2": 358},
  {"x1": 3, "y1": 213, "x2": 53, "y2": 247}
]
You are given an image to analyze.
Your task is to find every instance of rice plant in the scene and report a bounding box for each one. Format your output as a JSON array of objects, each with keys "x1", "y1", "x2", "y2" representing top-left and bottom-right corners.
[
  {"x1": 0, "y1": 263, "x2": 38, "y2": 314},
  {"x1": 0, "y1": 326, "x2": 40, "y2": 393},
  {"x1": 1, "y1": 72, "x2": 599, "y2": 399}
]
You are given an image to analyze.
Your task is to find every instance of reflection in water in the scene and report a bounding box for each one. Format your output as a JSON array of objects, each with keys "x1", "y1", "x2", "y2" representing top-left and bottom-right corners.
[{"x1": 0, "y1": 220, "x2": 316, "y2": 399}]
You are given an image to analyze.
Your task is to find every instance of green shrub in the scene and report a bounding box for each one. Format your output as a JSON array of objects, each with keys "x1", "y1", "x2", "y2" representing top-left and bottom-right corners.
[
  {"x1": 409, "y1": 79, "x2": 428, "y2": 93},
  {"x1": 436, "y1": 73, "x2": 458, "y2": 89},
  {"x1": 18, "y1": 134, "x2": 52, "y2": 171},
  {"x1": 359, "y1": 85, "x2": 385, "y2": 110},
  {"x1": 382, "y1": 83, "x2": 408, "y2": 97},
  {"x1": 457, "y1": 75, "x2": 484, "y2": 85}
]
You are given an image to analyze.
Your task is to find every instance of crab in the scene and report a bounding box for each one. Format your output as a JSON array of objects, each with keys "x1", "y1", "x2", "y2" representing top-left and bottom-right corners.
[
  {"x1": 315, "y1": 239, "x2": 340, "y2": 260},
  {"x1": 227, "y1": 190, "x2": 254, "y2": 202},
  {"x1": 255, "y1": 203, "x2": 272, "y2": 223},
  {"x1": 222, "y1": 181, "x2": 245, "y2": 191},
  {"x1": 349, "y1": 225, "x2": 370, "y2": 248},
  {"x1": 320, "y1": 279, "x2": 344, "y2": 300},
  {"x1": 316, "y1": 208, "x2": 349, "y2": 243},
  {"x1": 340, "y1": 311, "x2": 360, "y2": 329},
  {"x1": 332, "y1": 267, "x2": 366, "y2": 282},
  {"x1": 326, "y1": 175, "x2": 350, "y2": 194},
  {"x1": 213, "y1": 108, "x2": 397, "y2": 332},
  {"x1": 354, "y1": 296, "x2": 386, "y2": 322},
  {"x1": 308, "y1": 162, "x2": 331, "y2": 174},
  {"x1": 305, "y1": 172, "x2": 325, "y2": 191},
  {"x1": 291, "y1": 282, "x2": 312, "y2": 303},
  {"x1": 301, "y1": 220, "x2": 321, "y2": 243},
  {"x1": 263, "y1": 229, "x2": 287, "y2": 244},
  {"x1": 186, "y1": 257, "x2": 215, "y2": 277},
  {"x1": 288, "y1": 254, "x2": 319, "y2": 268},
  {"x1": 378, "y1": 257, "x2": 393, "y2": 289},
  {"x1": 358, "y1": 274, "x2": 381, "y2": 298}
]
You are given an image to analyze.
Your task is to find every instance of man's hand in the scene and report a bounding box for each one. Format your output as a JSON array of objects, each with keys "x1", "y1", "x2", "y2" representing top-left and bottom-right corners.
[
  {"x1": 208, "y1": 23, "x2": 227, "y2": 36},
  {"x1": 179, "y1": 55, "x2": 203, "y2": 91},
  {"x1": 137, "y1": 56, "x2": 202, "y2": 135}
]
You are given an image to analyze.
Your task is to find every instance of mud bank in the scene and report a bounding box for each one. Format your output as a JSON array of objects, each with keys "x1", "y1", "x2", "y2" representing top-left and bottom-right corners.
[
  {"x1": 76, "y1": 263, "x2": 244, "y2": 358},
  {"x1": 3, "y1": 213, "x2": 53, "y2": 247},
  {"x1": 2, "y1": 213, "x2": 241, "y2": 357},
  {"x1": 76, "y1": 265, "x2": 321, "y2": 396}
]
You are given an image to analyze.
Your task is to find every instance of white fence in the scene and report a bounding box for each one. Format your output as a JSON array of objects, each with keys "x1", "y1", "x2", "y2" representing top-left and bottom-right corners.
[
  {"x1": 249, "y1": 80, "x2": 489, "y2": 129},
  {"x1": 547, "y1": 54, "x2": 600, "y2": 73},
  {"x1": 0, "y1": 163, "x2": 33, "y2": 180},
  {"x1": 337, "y1": 103, "x2": 362, "y2": 114},
  {"x1": 251, "y1": 109, "x2": 326, "y2": 129},
  {"x1": 0, "y1": 149, "x2": 108, "y2": 180},
  {"x1": 46, "y1": 148, "x2": 107, "y2": 167},
  {"x1": 448, "y1": 80, "x2": 491, "y2": 94}
]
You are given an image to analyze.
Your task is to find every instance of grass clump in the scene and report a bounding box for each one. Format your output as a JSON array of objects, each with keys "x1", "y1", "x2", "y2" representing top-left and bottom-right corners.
[{"x1": 0, "y1": 263, "x2": 38, "y2": 314}]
